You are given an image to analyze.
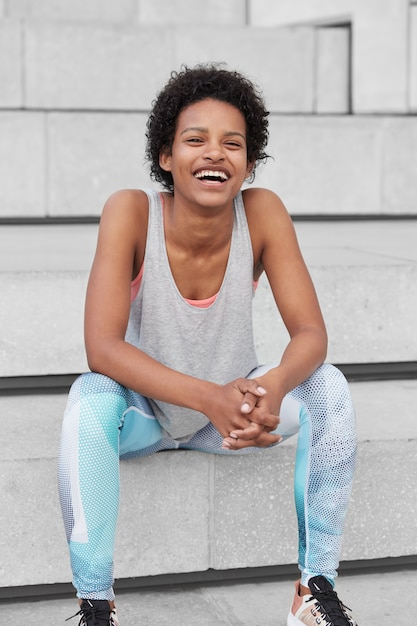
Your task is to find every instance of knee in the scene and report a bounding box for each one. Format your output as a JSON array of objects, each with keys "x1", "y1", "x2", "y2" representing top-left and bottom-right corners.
[
  {"x1": 308, "y1": 363, "x2": 352, "y2": 404},
  {"x1": 68, "y1": 372, "x2": 127, "y2": 402},
  {"x1": 64, "y1": 372, "x2": 128, "y2": 428},
  {"x1": 294, "y1": 364, "x2": 355, "y2": 426}
]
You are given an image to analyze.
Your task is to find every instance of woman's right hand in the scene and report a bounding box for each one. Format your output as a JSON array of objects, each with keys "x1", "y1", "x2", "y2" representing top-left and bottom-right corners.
[{"x1": 204, "y1": 378, "x2": 281, "y2": 449}]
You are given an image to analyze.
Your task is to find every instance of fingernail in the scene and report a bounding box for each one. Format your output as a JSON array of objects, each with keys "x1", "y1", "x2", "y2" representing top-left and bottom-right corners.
[
  {"x1": 241, "y1": 402, "x2": 250, "y2": 413},
  {"x1": 229, "y1": 432, "x2": 238, "y2": 439},
  {"x1": 222, "y1": 441, "x2": 231, "y2": 449},
  {"x1": 257, "y1": 386, "x2": 267, "y2": 394}
]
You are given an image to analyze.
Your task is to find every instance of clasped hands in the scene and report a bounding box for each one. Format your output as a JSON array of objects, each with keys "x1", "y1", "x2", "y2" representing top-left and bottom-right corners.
[{"x1": 207, "y1": 378, "x2": 282, "y2": 450}]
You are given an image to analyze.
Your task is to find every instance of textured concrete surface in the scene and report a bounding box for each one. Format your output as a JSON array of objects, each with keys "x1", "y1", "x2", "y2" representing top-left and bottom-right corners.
[
  {"x1": 315, "y1": 27, "x2": 350, "y2": 113},
  {"x1": 1, "y1": 379, "x2": 416, "y2": 588},
  {"x1": 0, "y1": 112, "x2": 45, "y2": 217},
  {"x1": 4, "y1": 219, "x2": 417, "y2": 375},
  {"x1": 6, "y1": 0, "x2": 138, "y2": 22},
  {"x1": 250, "y1": 0, "x2": 410, "y2": 113},
  {"x1": 412, "y1": 5, "x2": 417, "y2": 112},
  {"x1": 47, "y1": 112, "x2": 148, "y2": 216},
  {"x1": 3, "y1": 0, "x2": 247, "y2": 25},
  {"x1": 3, "y1": 111, "x2": 417, "y2": 217},
  {"x1": 256, "y1": 115, "x2": 417, "y2": 215},
  {"x1": 1, "y1": 568, "x2": 416, "y2": 625},
  {"x1": 18, "y1": 21, "x2": 317, "y2": 112},
  {"x1": 0, "y1": 18, "x2": 21, "y2": 107}
]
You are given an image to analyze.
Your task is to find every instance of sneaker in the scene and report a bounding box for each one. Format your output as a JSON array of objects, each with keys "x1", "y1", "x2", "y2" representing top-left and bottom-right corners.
[
  {"x1": 66, "y1": 599, "x2": 120, "y2": 626},
  {"x1": 287, "y1": 575, "x2": 358, "y2": 625}
]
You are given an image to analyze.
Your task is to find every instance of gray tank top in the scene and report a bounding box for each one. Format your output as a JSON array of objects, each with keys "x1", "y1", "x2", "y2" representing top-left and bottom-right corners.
[{"x1": 125, "y1": 189, "x2": 258, "y2": 439}]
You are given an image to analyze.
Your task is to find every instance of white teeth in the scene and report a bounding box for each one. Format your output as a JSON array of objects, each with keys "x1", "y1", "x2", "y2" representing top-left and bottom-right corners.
[{"x1": 194, "y1": 170, "x2": 228, "y2": 181}]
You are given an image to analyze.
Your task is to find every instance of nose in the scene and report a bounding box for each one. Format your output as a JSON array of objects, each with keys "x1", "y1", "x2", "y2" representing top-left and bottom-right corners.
[{"x1": 204, "y1": 141, "x2": 225, "y2": 162}]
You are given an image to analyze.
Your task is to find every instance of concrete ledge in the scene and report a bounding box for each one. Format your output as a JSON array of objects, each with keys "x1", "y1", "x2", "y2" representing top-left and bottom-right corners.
[
  {"x1": 3, "y1": 112, "x2": 417, "y2": 218},
  {"x1": 21, "y1": 21, "x2": 316, "y2": 112},
  {"x1": 250, "y1": 0, "x2": 410, "y2": 113},
  {"x1": 256, "y1": 115, "x2": 417, "y2": 216},
  {"x1": 0, "y1": 112, "x2": 46, "y2": 217},
  {"x1": 1, "y1": 379, "x2": 416, "y2": 589},
  {"x1": 1, "y1": 220, "x2": 416, "y2": 377},
  {"x1": 4, "y1": 0, "x2": 246, "y2": 25},
  {"x1": 0, "y1": 18, "x2": 21, "y2": 107}
]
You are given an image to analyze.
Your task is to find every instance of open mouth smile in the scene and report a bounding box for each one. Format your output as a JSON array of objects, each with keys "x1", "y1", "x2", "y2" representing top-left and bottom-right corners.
[{"x1": 194, "y1": 169, "x2": 229, "y2": 183}]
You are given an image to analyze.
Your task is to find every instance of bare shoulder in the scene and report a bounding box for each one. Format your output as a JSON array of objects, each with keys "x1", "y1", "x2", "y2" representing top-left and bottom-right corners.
[
  {"x1": 242, "y1": 187, "x2": 295, "y2": 243},
  {"x1": 242, "y1": 187, "x2": 288, "y2": 216},
  {"x1": 101, "y1": 189, "x2": 149, "y2": 226},
  {"x1": 93, "y1": 189, "x2": 150, "y2": 277}
]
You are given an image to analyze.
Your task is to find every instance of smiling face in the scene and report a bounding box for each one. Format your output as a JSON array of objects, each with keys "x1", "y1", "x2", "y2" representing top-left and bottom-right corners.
[{"x1": 159, "y1": 98, "x2": 254, "y2": 208}]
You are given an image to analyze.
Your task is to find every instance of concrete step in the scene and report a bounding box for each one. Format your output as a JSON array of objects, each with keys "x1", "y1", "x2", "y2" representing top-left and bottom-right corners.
[
  {"x1": 0, "y1": 219, "x2": 416, "y2": 378},
  {"x1": 2, "y1": 567, "x2": 416, "y2": 625},
  {"x1": 1, "y1": 379, "x2": 416, "y2": 590},
  {"x1": 2, "y1": 111, "x2": 417, "y2": 218}
]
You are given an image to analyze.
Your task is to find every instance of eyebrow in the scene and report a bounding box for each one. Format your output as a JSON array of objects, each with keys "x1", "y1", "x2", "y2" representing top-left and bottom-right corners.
[{"x1": 180, "y1": 126, "x2": 246, "y2": 141}]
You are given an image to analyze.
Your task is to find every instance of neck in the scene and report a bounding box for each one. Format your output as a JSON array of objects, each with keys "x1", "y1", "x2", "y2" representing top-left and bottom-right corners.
[{"x1": 163, "y1": 193, "x2": 235, "y2": 253}]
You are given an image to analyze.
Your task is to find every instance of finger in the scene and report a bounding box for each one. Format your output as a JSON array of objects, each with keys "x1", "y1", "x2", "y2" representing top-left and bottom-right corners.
[
  {"x1": 246, "y1": 411, "x2": 280, "y2": 430},
  {"x1": 222, "y1": 432, "x2": 282, "y2": 450},
  {"x1": 240, "y1": 386, "x2": 267, "y2": 414},
  {"x1": 236, "y1": 380, "x2": 267, "y2": 415},
  {"x1": 230, "y1": 421, "x2": 264, "y2": 441},
  {"x1": 231, "y1": 412, "x2": 279, "y2": 437}
]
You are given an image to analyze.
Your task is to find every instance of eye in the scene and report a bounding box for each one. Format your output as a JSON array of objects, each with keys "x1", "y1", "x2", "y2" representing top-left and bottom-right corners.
[
  {"x1": 185, "y1": 137, "x2": 204, "y2": 144},
  {"x1": 225, "y1": 140, "x2": 244, "y2": 149}
]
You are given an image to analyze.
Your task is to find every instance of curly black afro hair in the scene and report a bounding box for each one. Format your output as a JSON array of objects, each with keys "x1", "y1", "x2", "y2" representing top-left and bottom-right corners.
[{"x1": 145, "y1": 64, "x2": 270, "y2": 192}]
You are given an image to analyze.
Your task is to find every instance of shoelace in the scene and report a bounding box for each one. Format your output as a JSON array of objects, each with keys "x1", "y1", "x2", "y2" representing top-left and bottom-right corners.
[
  {"x1": 65, "y1": 600, "x2": 112, "y2": 626},
  {"x1": 310, "y1": 587, "x2": 353, "y2": 626}
]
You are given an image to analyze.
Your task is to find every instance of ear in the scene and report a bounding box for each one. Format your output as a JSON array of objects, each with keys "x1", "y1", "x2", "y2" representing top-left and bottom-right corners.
[
  {"x1": 159, "y1": 147, "x2": 172, "y2": 172},
  {"x1": 245, "y1": 161, "x2": 255, "y2": 178}
]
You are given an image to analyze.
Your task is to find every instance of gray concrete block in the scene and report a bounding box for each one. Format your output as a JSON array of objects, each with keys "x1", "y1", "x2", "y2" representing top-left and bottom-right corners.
[
  {"x1": 411, "y1": 5, "x2": 417, "y2": 112},
  {"x1": 7, "y1": 0, "x2": 138, "y2": 21},
  {"x1": 4, "y1": 111, "x2": 417, "y2": 219},
  {"x1": 2, "y1": 569, "x2": 417, "y2": 626},
  {"x1": 0, "y1": 112, "x2": 45, "y2": 217},
  {"x1": 2, "y1": 394, "x2": 67, "y2": 460},
  {"x1": 249, "y1": 0, "x2": 409, "y2": 113},
  {"x1": 0, "y1": 457, "x2": 72, "y2": 586},
  {"x1": 116, "y1": 453, "x2": 211, "y2": 578},
  {"x1": 255, "y1": 114, "x2": 417, "y2": 216},
  {"x1": 173, "y1": 26, "x2": 315, "y2": 114},
  {"x1": 1, "y1": 378, "x2": 416, "y2": 587},
  {"x1": 316, "y1": 264, "x2": 417, "y2": 364},
  {"x1": 211, "y1": 448, "x2": 298, "y2": 570},
  {"x1": 0, "y1": 452, "x2": 211, "y2": 587},
  {"x1": 254, "y1": 221, "x2": 417, "y2": 364},
  {"x1": 22, "y1": 19, "x2": 317, "y2": 113},
  {"x1": 315, "y1": 26, "x2": 350, "y2": 114},
  {"x1": 0, "y1": 223, "x2": 94, "y2": 378},
  {"x1": 350, "y1": 379, "x2": 417, "y2": 442},
  {"x1": 138, "y1": 0, "x2": 246, "y2": 25},
  {"x1": 381, "y1": 117, "x2": 417, "y2": 214},
  {"x1": 47, "y1": 112, "x2": 149, "y2": 216},
  {"x1": 24, "y1": 21, "x2": 173, "y2": 110},
  {"x1": 0, "y1": 19, "x2": 21, "y2": 107},
  {"x1": 255, "y1": 115, "x2": 382, "y2": 215},
  {"x1": 0, "y1": 271, "x2": 89, "y2": 377},
  {"x1": 342, "y1": 439, "x2": 417, "y2": 560},
  {"x1": 1, "y1": 220, "x2": 416, "y2": 377}
]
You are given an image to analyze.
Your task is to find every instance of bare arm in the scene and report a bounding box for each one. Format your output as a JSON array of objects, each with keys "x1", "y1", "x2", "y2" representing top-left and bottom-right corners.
[{"x1": 223, "y1": 188, "x2": 327, "y2": 449}]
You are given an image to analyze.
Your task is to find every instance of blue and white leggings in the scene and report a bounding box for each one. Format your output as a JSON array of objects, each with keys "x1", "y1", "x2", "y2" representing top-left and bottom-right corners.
[{"x1": 58, "y1": 363, "x2": 356, "y2": 601}]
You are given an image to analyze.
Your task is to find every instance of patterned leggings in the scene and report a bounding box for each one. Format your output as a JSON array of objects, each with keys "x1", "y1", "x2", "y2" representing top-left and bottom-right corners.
[{"x1": 58, "y1": 363, "x2": 356, "y2": 601}]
